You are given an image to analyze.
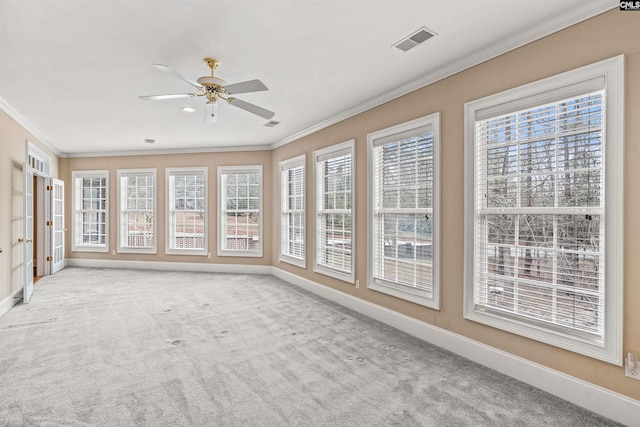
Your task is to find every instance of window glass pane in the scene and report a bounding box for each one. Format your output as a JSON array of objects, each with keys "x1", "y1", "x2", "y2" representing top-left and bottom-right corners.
[
  {"x1": 221, "y1": 169, "x2": 261, "y2": 254},
  {"x1": 316, "y1": 149, "x2": 353, "y2": 276},
  {"x1": 120, "y1": 172, "x2": 155, "y2": 250},
  {"x1": 372, "y1": 132, "x2": 434, "y2": 293},
  {"x1": 168, "y1": 170, "x2": 206, "y2": 251},
  {"x1": 75, "y1": 171, "x2": 108, "y2": 249},
  {"x1": 475, "y1": 91, "x2": 605, "y2": 335}
]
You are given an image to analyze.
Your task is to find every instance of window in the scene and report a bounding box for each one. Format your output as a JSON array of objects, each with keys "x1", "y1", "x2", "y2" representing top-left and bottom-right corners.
[
  {"x1": 280, "y1": 155, "x2": 306, "y2": 267},
  {"x1": 117, "y1": 169, "x2": 156, "y2": 253},
  {"x1": 464, "y1": 56, "x2": 623, "y2": 364},
  {"x1": 313, "y1": 140, "x2": 355, "y2": 283},
  {"x1": 72, "y1": 170, "x2": 109, "y2": 252},
  {"x1": 166, "y1": 167, "x2": 207, "y2": 255},
  {"x1": 368, "y1": 113, "x2": 440, "y2": 308},
  {"x1": 218, "y1": 166, "x2": 263, "y2": 257}
]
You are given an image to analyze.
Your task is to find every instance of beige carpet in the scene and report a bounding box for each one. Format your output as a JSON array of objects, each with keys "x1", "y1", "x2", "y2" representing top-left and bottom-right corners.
[{"x1": 0, "y1": 267, "x2": 620, "y2": 426}]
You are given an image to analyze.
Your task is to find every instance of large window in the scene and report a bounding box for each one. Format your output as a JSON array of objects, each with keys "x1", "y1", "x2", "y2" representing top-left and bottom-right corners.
[
  {"x1": 368, "y1": 113, "x2": 440, "y2": 308},
  {"x1": 464, "y1": 56, "x2": 623, "y2": 364},
  {"x1": 166, "y1": 167, "x2": 207, "y2": 255},
  {"x1": 314, "y1": 140, "x2": 355, "y2": 283},
  {"x1": 280, "y1": 155, "x2": 306, "y2": 267},
  {"x1": 72, "y1": 170, "x2": 108, "y2": 252},
  {"x1": 117, "y1": 169, "x2": 156, "y2": 253},
  {"x1": 218, "y1": 166, "x2": 263, "y2": 257}
]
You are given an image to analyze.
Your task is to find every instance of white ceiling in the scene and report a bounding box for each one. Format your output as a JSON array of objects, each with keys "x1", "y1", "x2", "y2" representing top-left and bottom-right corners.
[{"x1": 0, "y1": 0, "x2": 616, "y2": 157}]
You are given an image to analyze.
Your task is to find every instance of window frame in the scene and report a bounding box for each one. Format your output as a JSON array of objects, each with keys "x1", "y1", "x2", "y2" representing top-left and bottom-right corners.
[
  {"x1": 367, "y1": 113, "x2": 441, "y2": 309},
  {"x1": 464, "y1": 55, "x2": 624, "y2": 365},
  {"x1": 217, "y1": 165, "x2": 264, "y2": 258},
  {"x1": 117, "y1": 168, "x2": 157, "y2": 254},
  {"x1": 165, "y1": 167, "x2": 208, "y2": 256},
  {"x1": 279, "y1": 155, "x2": 306, "y2": 268},
  {"x1": 313, "y1": 140, "x2": 356, "y2": 284},
  {"x1": 71, "y1": 170, "x2": 109, "y2": 253}
]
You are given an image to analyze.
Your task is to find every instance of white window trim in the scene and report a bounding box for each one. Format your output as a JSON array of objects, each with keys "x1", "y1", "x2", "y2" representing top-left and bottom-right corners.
[
  {"x1": 165, "y1": 167, "x2": 208, "y2": 256},
  {"x1": 463, "y1": 55, "x2": 624, "y2": 365},
  {"x1": 313, "y1": 140, "x2": 356, "y2": 284},
  {"x1": 279, "y1": 154, "x2": 306, "y2": 268},
  {"x1": 367, "y1": 113, "x2": 441, "y2": 309},
  {"x1": 71, "y1": 169, "x2": 109, "y2": 253},
  {"x1": 217, "y1": 165, "x2": 264, "y2": 258},
  {"x1": 117, "y1": 168, "x2": 157, "y2": 254}
]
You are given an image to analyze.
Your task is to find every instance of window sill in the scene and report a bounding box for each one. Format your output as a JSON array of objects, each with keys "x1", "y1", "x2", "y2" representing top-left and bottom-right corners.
[
  {"x1": 71, "y1": 246, "x2": 108, "y2": 253},
  {"x1": 314, "y1": 265, "x2": 354, "y2": 284},
  {"x1": 464, "y1": 306, "x2": 619, "y2": 365},
  {"x1": 280, "y1": 255, "x2": 306, "y2": 269},
  {"x1": 369, "y1": 279, "x2": 438, "y2": 309}
]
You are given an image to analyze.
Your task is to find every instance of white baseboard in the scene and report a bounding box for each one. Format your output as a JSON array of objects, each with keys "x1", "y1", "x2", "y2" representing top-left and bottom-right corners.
[
  {"x1": 66, "y1": 258, "x2": 272, "y2": 275},
  {"x1": 271, "y1": 267, "x2": 640, "y2": 427},
  {"x1": 0, "y1": 288, "x2": 23, "y2": 319}
]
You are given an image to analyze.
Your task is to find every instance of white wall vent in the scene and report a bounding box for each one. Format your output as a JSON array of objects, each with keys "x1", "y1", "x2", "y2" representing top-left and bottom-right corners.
[
  {"x1": 264, "y1": 120, "x2": 280, "y2": 127},
  {"x1": 393, "y1": 27, "x2": 436, "y2": 52}
]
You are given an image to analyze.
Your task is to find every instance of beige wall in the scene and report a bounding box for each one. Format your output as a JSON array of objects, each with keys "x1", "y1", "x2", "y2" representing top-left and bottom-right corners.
[
  {"x1": 0, "y1": 110, "x2": 59, "y2": 303},
  {"x1": 272, "y1": 9, "x2": 640, "y2": 400},
  {"x1": 61, "y1": 150, "x2": 273, "y2": 266}
]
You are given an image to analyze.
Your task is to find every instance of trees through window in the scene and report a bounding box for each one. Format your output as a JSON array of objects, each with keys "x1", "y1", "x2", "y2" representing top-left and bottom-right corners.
[
  {"x1": 368, "y1": 114, "x2": 440, "y2": 308},
  {"x1": 314, "y1": 140, "x2": 355, "y2": 283},
  {"x1": 166, "y1": 168, "x2": 207, "y2": 255},
  {"x1": 118, "y1": 169, "x2": 156, "y2": 253},
  {"x1": 280, "y1": 155, "x2": 305, "y2": 267},
  {"x1": 218, "y1": 166, "x2": 263, "y2": 257},
  {"x1": 465, "y1": 56, "x2": 623, "y2": 364}
]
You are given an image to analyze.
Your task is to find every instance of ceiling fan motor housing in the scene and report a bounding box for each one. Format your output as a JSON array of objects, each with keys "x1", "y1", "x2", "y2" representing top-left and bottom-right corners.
[{"x1": 197, "y1": 76, "x2": 227, "y2": 102}]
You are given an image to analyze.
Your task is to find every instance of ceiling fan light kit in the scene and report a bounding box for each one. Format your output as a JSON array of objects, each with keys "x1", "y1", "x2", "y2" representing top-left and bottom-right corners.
[{"x1": 139, "y1": 57, "x2": 275, "y2": 122}]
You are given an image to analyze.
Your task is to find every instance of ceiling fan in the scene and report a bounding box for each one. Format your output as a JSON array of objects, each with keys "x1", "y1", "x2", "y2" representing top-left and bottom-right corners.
[{"x1": 139, "y1": 57, "x2": 275, "y2": 123}]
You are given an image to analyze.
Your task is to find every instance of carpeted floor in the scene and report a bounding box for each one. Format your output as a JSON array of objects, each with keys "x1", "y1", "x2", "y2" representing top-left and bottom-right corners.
[{"x1": 0, "y1": 267, "x2": 621, "y2": 426}]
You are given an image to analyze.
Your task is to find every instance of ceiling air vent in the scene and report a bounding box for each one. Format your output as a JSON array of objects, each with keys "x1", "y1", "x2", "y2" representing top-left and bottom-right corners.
[
  {"x1": 264, "y1": 120, "x2": 280, "y2": 127},
  {"x1": 393, "y1": 27, "x2": 436, "y2": 52}
]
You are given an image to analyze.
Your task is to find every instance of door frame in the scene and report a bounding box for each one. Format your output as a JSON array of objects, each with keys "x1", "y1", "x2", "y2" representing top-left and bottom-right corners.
[{"x1": 24, "y1": 141, "x2": 58, "y2": 302}]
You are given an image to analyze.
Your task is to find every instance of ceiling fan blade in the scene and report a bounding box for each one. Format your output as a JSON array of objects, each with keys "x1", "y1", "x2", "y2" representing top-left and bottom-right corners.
[
  {"x1": 228, "y1": 98, "x2": 275, "y2": 120},
  {"x1": 152, "y1": 64, "x2": 201, "y2": 88},
  {"x1": 138, "y1": 93, "x2": 197, "y2": 100},
  {"x1": 224, "y1": 79, "x2": 268, "y2": 95}
]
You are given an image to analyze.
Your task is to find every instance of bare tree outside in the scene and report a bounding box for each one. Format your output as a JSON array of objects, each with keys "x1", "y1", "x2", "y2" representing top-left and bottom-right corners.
[{"x1": 479, "y1": 91, "x2": 604, "y2": 333}]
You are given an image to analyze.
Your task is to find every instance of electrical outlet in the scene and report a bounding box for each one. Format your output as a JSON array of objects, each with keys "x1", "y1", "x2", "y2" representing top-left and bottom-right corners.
[
  {"x1": 355, "y1": 279, "x2": 360, "y2": 289},
  {"x1": 625, "y1": 352, "x2": 640, "y2": 380},
  {"x1": 112, "y1": 250, "x2": 115, "y2": 256},
  {"x1": 207, "y1": 253, "x2": 212, "y2": 258}
]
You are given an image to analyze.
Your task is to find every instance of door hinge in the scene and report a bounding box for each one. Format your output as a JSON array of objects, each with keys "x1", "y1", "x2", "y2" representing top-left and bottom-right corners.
[
  {"x1": 46, "y1": 185, "x2": 53, "y2": 191},
  {"x1": 46, "y1": 220, "x2": 53, "y2": 226},
  {"x1": 46, "y1": 256, "x2": 53, "y2": 262}
]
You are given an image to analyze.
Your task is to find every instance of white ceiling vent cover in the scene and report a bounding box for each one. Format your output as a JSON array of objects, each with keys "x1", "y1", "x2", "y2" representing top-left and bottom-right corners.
[{"x1": 393, "y1": 27, "x2": 436, "y2": 52}]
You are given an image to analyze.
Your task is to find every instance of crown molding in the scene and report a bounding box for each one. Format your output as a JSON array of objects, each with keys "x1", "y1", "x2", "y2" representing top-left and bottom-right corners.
[
  {"x1": 60, "y1": 144, "x2": 271, "y2": 158},
  {"x1": 1, "y1": 2, "x2": 618, "y2": 156},
  {"x1": 0, "y1": 96, "x2": 61, "y2": 157},
  {"x1": 270, "y1": 1, "x2": 618, "y2": 150}
]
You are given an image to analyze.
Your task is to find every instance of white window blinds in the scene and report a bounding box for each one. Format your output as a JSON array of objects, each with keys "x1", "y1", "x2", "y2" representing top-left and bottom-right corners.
[
  {"x1": 72, "y1": 170, "x2": 108, "y2": 251},
  {"x1": 219, "y1": 166, "x2": 262, "y2": 256},
  {"x1": 280, "y1": 156, "x2": 305, "y2": 266},
  {"x1": 314, "y1": 141, "x2": 355, "y2": 283},
  {"x1": 474, "y1": 91, "x2": 605, "y2": 336},
  {"x1": 368, "y1": 113, "x2": 440, "y2": 308},
  {"x1": 166, "y1": 168, "x2": 207, "y2": 254},
  {"x1": 372, "y1": 128, "x2": 434, "y2": 292},
  {"x1": 465, "y1": 56, "x2": 624, "y2": 364},
  {"x1": 118, "y1": 169, "x2": 156, "y2": 253}
]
